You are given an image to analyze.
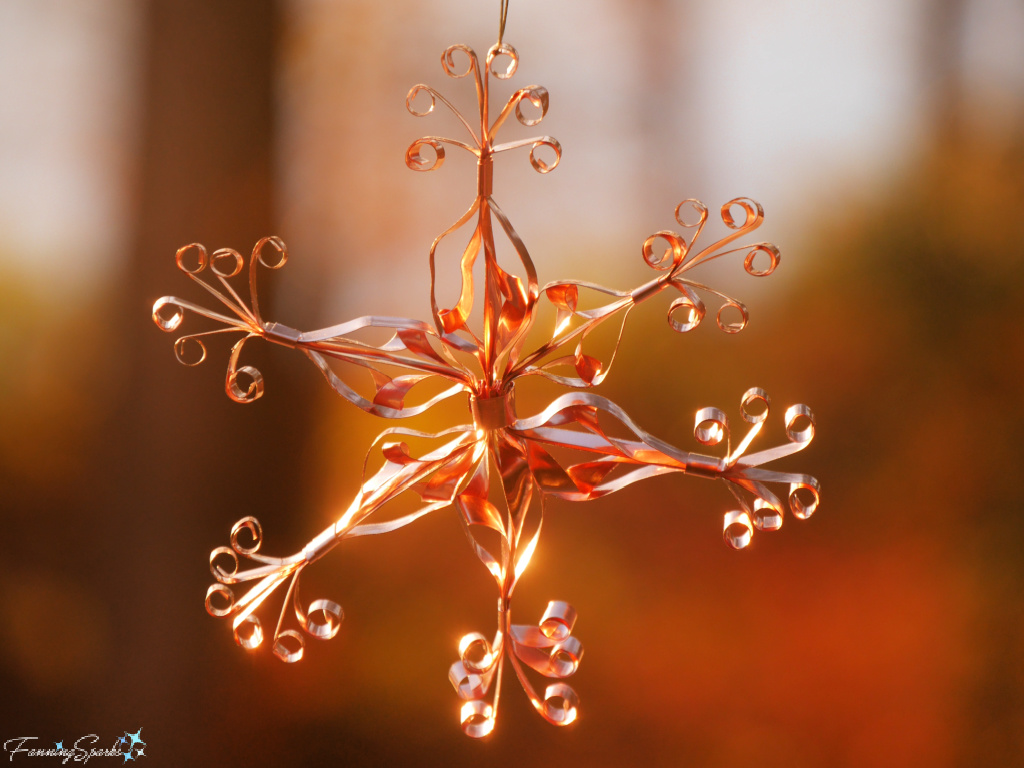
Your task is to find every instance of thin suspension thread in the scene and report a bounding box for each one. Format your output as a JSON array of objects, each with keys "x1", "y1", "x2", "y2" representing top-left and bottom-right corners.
[{"x1": 498, "y1": 0, "x2": 509, "y2": 44}]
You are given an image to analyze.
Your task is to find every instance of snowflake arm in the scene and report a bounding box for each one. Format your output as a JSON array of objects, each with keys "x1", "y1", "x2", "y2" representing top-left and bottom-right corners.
[
  {"x1": 407, "y1": 44, "x2": 562, "y2": 384},
  {"x1": 511, "y1": 390, "x2": 819, "y2": 544},
  {"x1": 205, "y1": 424, "x2": 484, "y2": 661},
  {"x1": 511, "y1": 198, "x2": 782, "y2": 388},
  {"x1": 152, "y1": 238, "x2": 477, "y2": 416}
]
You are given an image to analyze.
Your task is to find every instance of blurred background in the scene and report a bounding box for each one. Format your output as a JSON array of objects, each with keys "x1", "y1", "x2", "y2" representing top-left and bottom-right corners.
[{"x1": 2, "y1": 0, "x2": 1023, "y2": 765}]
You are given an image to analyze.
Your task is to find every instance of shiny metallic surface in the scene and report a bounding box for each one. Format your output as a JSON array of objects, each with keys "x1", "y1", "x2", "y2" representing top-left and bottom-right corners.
[{"x1": 154, "y1": 35, "x2": 818, "y2": 738}]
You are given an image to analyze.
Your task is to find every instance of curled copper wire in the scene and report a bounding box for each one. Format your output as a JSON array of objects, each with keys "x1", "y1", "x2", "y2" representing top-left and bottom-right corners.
[{"x1": 154, "y1": 39, "x2": 819, "y2": 738}]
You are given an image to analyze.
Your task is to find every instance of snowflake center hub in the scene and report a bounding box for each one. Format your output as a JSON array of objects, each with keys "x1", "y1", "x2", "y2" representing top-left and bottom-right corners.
[{"x1": 470, "y1": 387, "x2": 515, "y2": 431}]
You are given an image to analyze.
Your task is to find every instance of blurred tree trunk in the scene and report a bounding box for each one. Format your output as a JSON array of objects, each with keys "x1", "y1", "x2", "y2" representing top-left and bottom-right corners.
[
  {"x1": 921, "y1": 0, "x2": 969, "y2": 137},
  {"x1": 88, "y1": 0, "x2": 317, "y2": 758},
  {"x1": 632, "y1": 0, "x2": 697, "y2": 216}
]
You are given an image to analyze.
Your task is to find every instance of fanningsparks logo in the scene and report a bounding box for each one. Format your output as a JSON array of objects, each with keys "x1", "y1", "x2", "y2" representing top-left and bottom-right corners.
[{"x1": 3, "y1": 730, "x2": 145, "y2": 763}]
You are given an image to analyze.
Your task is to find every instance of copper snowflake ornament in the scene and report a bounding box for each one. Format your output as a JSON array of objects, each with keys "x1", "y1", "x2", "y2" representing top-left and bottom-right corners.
[{"x1": 152, "y1": 40, "x2": 819, "y2": 738}]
